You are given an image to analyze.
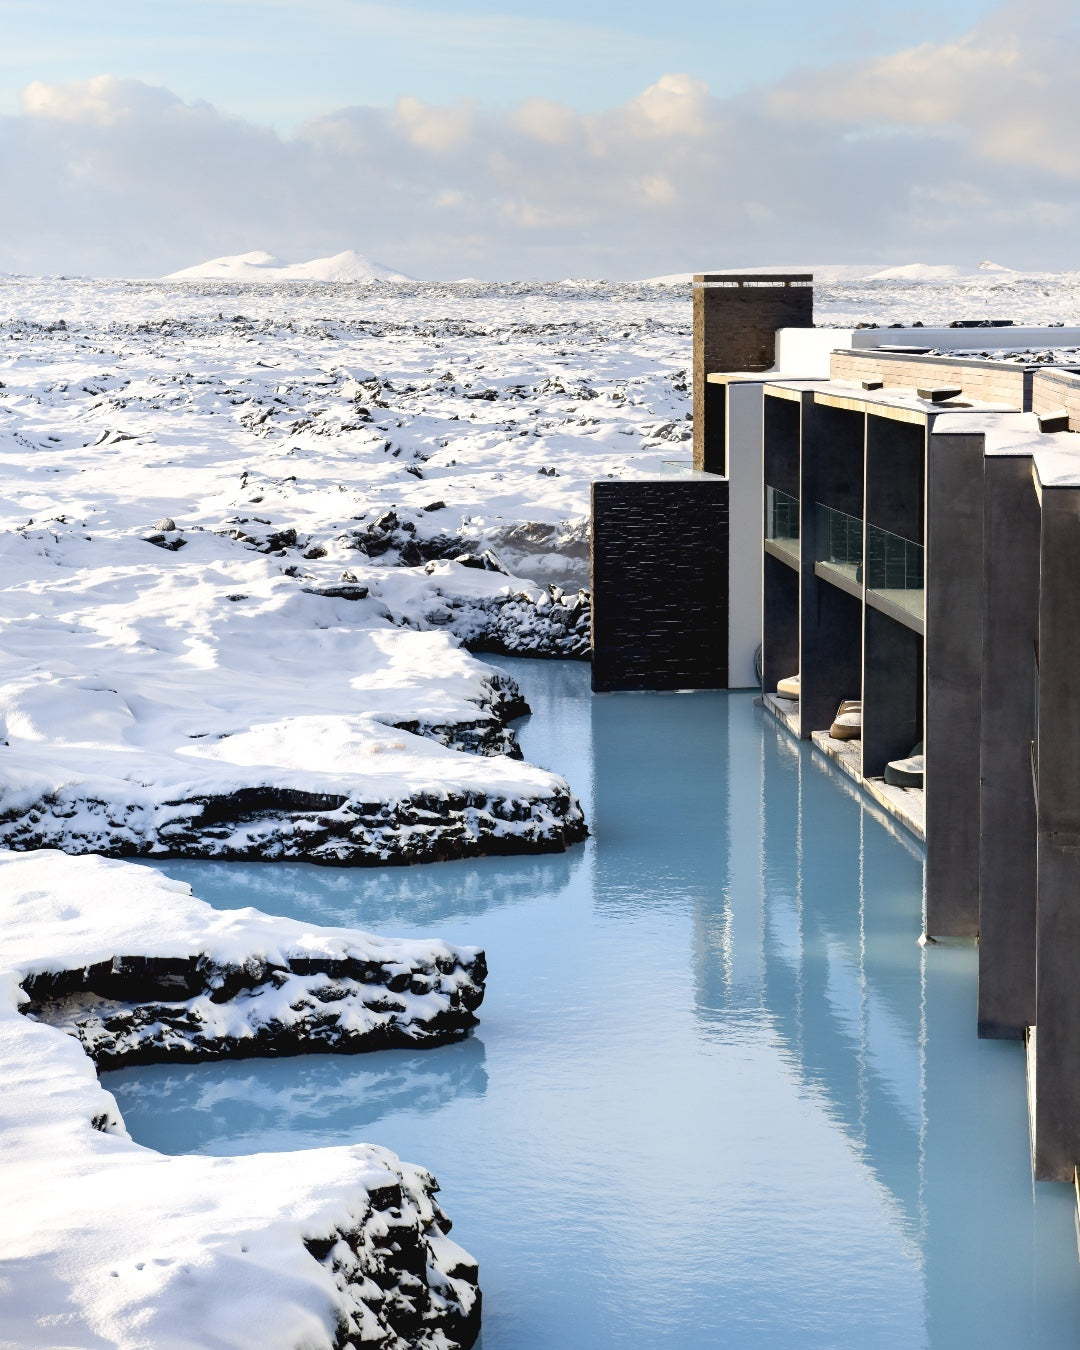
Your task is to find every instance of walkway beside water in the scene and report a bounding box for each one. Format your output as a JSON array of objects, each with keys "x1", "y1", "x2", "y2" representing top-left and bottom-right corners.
[{"x1": 109, "y1": 659, "x2": 1080, "y2": 1349}]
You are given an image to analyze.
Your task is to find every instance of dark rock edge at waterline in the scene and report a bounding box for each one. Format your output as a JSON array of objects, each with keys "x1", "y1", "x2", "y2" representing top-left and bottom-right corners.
[
  {"x1": 0, "y1": 664, "x2": 588, "y2": 864},
  {"x1": 0, "y1": 779, "x2": 589, "y2": 865},
  {"x1": 23, "y1": 946, "x2": 487, "y2": 1069}
]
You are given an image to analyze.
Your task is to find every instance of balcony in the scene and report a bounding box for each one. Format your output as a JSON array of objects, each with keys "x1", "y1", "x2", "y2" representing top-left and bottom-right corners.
[
  {"x1": 765, "y1": 486, "x2": 799, "y2": 567},
  {"x1": 814, "y1": 504, "x2": 863, "y2": 598},
  {"x1": 866, "y1": 524, "x2": 924, "y2": 630}
]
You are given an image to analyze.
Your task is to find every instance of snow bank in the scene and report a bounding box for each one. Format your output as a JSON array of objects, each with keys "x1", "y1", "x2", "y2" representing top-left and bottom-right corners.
[
  {"x1": 0, "y1": 850, "x2": 483, "y2": 1348},
  {"x1": 9, "y1": 850, "x2": 486, "y2": 1064}
]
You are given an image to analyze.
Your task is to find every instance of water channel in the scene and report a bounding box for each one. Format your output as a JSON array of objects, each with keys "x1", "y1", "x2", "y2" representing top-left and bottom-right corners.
[{"x1": 105, "y1": 658, "x2": 1080, "y2": 1348}]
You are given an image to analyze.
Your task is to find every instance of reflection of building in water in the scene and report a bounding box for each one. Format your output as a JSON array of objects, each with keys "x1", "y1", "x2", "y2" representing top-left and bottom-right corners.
[
  {"x1": 589, "y1": 686, "x2": 732, "y2": 921},
  {"x1": 674, "y1": 698, "x2": 1074, "y2": 1345}
]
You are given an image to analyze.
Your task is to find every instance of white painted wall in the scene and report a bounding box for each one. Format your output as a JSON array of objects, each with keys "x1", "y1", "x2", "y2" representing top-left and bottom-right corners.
[
  {"x1": 851, "y1": 325, "x2": 1080, "y2": 351},
  {"x1": 726, "y1": 382, "x2": 766, "y2": 688},
  {"x1": 775, "y1": 324, "x2": 1080, "y2": 375},
  {"x1": 773, "y1": 328, "x2": 856, "y2": 377}
]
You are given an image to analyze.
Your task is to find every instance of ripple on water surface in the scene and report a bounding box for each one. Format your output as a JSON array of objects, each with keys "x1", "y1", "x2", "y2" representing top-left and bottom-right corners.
[{"x1": 108, "y1": 658, "x2": 1080, "y2": 1349}]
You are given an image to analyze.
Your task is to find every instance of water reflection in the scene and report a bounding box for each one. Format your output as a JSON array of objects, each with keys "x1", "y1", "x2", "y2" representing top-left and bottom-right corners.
[
  {"x1": 108, "y1": 1037, "x2": 488, "y2": 1155},
  {"x1": 149, "y1": 848, "x2": 584, "y2": 929},
  {"x1": 107, "y1": 660, "x2": 1080, "y2": 1349}
]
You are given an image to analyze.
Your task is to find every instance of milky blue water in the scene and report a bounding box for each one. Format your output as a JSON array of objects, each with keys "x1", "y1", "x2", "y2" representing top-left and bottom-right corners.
[{"x1": 105, "y1": 659, "x2": 1080, "y2": 1349}]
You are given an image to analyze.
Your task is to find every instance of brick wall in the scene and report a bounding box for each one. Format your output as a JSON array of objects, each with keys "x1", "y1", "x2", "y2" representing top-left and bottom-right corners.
[
  {"x1": 829, "y1": 349, "x2": 1030, "y2": 408},
  {"x1": 1032, "y1": 369, "x2": 1080, "y2": 429},
  {"x1": 591, "y1": 479, "x2": 729, "y2": 692}
]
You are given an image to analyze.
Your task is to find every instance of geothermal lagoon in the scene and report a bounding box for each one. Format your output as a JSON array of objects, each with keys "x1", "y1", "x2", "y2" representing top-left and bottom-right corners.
[{"x1": 104, "y1": 657, "x2": 1080, "y2": 1350}]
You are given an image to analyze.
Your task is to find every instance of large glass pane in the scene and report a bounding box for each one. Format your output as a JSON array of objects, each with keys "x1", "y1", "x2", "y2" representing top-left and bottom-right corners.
[
  {"x1": 866, "y1": 523, "x2": 924, "y2": 622},
  {"x1": 816, "y1": 505, "x2": 862, "y2": 588},
  {"x1": 766, "y1": 486, "x2": 799, "y2": 563}
]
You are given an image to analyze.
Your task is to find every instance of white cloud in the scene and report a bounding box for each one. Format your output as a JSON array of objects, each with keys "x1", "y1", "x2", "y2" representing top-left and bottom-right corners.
[
  {"x1": 2, "y1": 3, "x2": 1080, "y2": 279},
  {"x1": 391, "y1": 95, "x2": 477, "y2": 152}
]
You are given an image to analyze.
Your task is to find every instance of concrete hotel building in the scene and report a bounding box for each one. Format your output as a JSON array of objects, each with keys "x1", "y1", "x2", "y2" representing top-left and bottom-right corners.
[{"x1": 591, "y1": 274, "x2": 1080, "y2": 1185}]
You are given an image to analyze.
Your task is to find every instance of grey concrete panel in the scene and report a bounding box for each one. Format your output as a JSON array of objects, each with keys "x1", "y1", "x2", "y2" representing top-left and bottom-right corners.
[
  {"x1": 726, "y1": 383, "x2": 766, "y2": 687},
  {"x1": 925, "y1": 431, "x2": 985, "y2": 937},
  {"x1": 590, "y1": 479, "x2": 729, "y2": 692},
  {"x1": 798, "y1": 400, "x2": 865, "y2": 736},
  {"x1": 763, "y1": 393, "x2": 800, "y2": 499},
  {"x1": 867, "y1": 417, "x2": 925, "y2": 543},
  {"x1": 763, "y1": 551, "x2": 799, "y2": 704},
  {"x1": 862, "y1": 607, "x2": 923, "y2": 779},
  {"x1": 804, "y1": 402, "x2": 865, "y2": 517},
  {"x1": 1032, "y1": 482, "x2": 1080, "y2": 1177},
  {"x1": 801, "y1": 575, "x2": 863, "y2": 739},
  {"x1": 978, "y1": 455, "x2": 1039, "y2": 1039}
]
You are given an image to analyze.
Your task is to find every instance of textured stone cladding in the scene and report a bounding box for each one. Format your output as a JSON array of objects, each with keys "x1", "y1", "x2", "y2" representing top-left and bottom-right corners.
[
  {"x1": 590, "y1": 479, "x2": 729, "y2": 692},
  {"x1": 830, "y1": 349, "x2": 1030, "y2": 408},
  {"x1": 1032, "y1": 368, "x2": 1080, "y2": 428},
  {"x1": 693, "y1": 278, "x2": 813, "y2": 472}
]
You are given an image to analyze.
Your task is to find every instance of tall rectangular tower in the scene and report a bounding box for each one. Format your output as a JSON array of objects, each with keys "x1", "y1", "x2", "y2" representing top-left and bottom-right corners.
[{"x1": 693, "y1": 273, "x2": 813, "y2": 473}]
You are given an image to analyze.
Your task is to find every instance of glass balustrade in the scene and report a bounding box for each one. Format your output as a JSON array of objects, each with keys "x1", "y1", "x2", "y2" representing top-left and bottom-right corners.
[
  {"x1": 765, "y1": 486, "x2": 799, "y2": 564},
  {"x1": 866, "y1": 523, "x2": 924, "y2": 622},
  {"x1": 815, "y1": 504, "x2": 863, "y2": 590}
]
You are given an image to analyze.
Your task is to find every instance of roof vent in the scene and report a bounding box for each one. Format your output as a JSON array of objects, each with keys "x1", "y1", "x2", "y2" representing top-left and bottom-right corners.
[{"x1": 917, "y1": 386, "x2": 963, "y2": 403}]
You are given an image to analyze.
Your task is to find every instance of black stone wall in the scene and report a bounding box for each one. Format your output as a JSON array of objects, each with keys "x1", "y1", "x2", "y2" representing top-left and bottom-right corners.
[{"x1": 590, "y1": 479, "x2": 729, "y2": 692}]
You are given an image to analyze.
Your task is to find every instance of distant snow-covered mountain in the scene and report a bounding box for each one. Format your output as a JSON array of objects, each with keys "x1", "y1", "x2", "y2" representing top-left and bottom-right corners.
[
  {"x1": 641, "y1": 261, "x2": 1029, "y2": 286},
  {"x1": 165, "y1": 249, "x2": 414, "y2": 283}
]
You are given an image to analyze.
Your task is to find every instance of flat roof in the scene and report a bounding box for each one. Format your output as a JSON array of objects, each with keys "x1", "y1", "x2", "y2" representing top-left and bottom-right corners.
[
  {"x1": 932, "y1": 412, "x2": 1051, "y2": 457},
  {"x1": 762, "y1": 377, "x2": 1016, "y2": 424},
  {"x1": 1033, "y1": 445, "x2": 1080, "y2": 488}
]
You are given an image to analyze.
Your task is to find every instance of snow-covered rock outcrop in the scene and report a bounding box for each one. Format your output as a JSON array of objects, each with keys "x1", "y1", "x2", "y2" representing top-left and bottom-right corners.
[
  {"x1": 12, "y1": 851, "x2": 486, "y2": 1066},
  {"x1": 0, "y1": 850, "x2": 482, "y2": 1348},
  {"x1": 0, "y1": 524, "x2": 586, "y2": 863}
]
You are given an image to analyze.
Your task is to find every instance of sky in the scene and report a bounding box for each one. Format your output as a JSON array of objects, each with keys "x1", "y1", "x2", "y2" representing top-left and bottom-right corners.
[{"x1": 1, "y1": 0, "x2": 1078, "y2": 279}]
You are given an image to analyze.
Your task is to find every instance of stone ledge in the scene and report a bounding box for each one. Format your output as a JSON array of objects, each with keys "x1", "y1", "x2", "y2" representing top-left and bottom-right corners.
[{"x1": 811, "y1": 730, "x2": 925, "y2": 841}]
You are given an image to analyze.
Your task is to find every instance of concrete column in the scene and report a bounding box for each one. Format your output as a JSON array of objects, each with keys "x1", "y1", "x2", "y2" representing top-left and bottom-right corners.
[
  {"x1": 1031, "y1": 474, "x2": 1080, "y2": 1180},
  {"x1": 924, "y1": 429, "x2": 985, "y2": 938},
  {"x1": 725, "y1": 381, "x2": 766, "y2": 688},
  {"x1": 977, "y1": 453, "x2": 1039, "y2": 1039},
  {"x1": 761, "y1": 389, "x2": 803, "y2": 704}
]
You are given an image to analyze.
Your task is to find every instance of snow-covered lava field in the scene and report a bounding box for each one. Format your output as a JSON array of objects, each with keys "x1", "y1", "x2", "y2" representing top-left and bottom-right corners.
[
  {"x1": 4, "y1": 267, "x2": 1080, "y2": 1348},
  {"x1": 3, "y1": 268, "x2": 1078, "y2": 862}
]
